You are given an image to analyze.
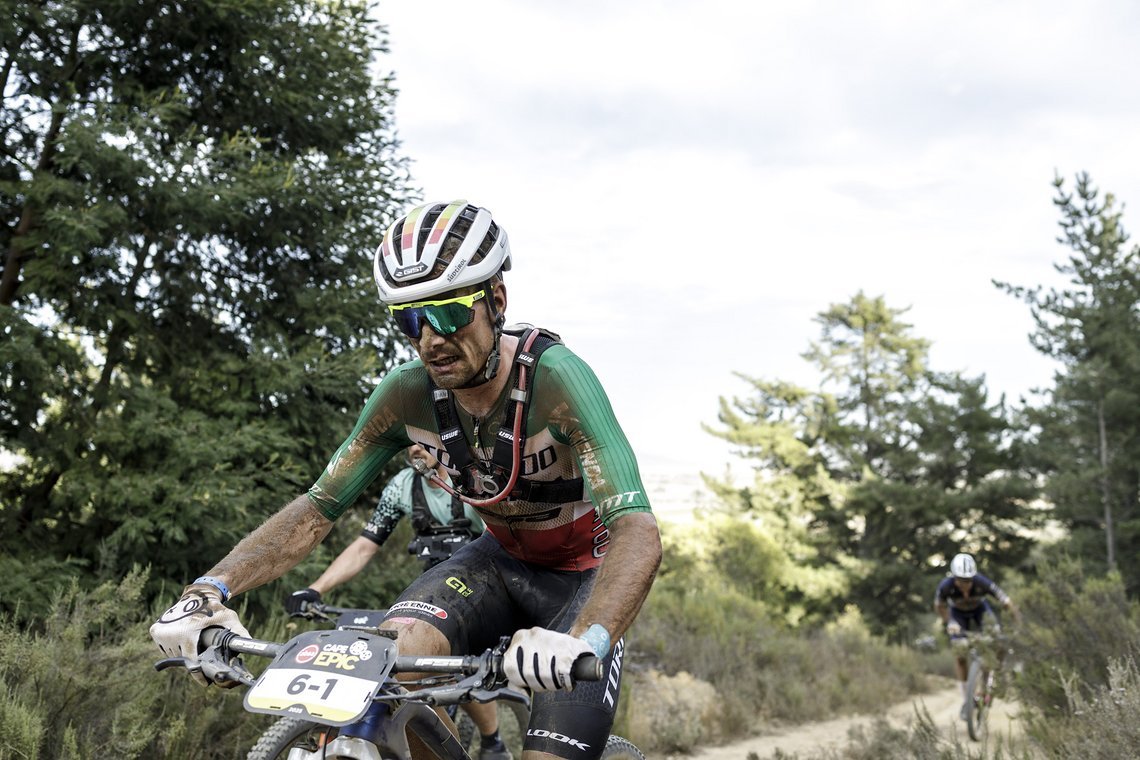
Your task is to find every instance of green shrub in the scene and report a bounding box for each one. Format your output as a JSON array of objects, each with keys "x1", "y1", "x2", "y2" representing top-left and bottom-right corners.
[
  {"x1": 0, "y1": 569, "x2": 276, "y2": 759},
  {"x1": 1022, "y1": 656, "x2": 1140, "y2": 759},
  {"x1": 1011, "y1": 556, "x2": 1140, "y2": 718}
]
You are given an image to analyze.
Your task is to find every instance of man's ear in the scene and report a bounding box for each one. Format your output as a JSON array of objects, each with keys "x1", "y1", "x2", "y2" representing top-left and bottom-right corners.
[{"x1": 492, "y1": 279, "x2": 507, "y2": 316}]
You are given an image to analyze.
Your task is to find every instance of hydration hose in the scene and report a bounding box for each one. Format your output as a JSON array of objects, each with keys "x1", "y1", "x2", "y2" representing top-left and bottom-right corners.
[{"x1": 411, "y1": 329, "x2": 539, "y2": 508}]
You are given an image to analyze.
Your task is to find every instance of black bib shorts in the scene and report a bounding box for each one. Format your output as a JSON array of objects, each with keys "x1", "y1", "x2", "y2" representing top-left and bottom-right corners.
[{"x1": 382, "y1": 532, "x2": 626, "y2": 759}]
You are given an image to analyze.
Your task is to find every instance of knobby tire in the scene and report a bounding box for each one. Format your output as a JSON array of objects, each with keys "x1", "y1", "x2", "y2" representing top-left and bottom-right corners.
[
  {"x1": 965, "y1": 658, "x2": 988, "y2": 742},
  {"x1": 600, "y1": 735, "x2": 647, "y2": 760},
  {"x1": 246, "y1": 717, "x2": 335, "y2": 760}
]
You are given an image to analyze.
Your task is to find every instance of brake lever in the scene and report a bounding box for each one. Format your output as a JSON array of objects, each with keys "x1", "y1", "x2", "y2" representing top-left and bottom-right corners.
[
  {"x1": 406, "y1": 674, "x2": 531, "y2": 710},
  {"x1": 154, "y1": 656, "x2": 190, "y2": 672},
  {"x1": 198, "y1": 644, "x2": 257, "y2": 687},
  {"x1": 468, "y1": 686, "x2": 530, "y2": 706}
]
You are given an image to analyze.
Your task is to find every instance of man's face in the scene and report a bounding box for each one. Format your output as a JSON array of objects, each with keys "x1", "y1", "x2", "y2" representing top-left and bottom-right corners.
[{"x1": 403, "y1": 283, "x2": 505, "y2": 390}]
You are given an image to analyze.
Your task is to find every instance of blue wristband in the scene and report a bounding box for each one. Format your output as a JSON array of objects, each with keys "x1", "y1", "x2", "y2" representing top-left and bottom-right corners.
[
  {"x1": 193, "y1": 575, "x2": 231, "y2": 602},
  {"x1": 579, "y1": 623, "x2": 611, "y2": 658}
]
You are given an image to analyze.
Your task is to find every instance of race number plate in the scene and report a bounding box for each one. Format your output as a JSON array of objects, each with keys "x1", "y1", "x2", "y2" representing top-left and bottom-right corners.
[{"x1": 244, "y1": 629, "x2": 397, "y2": 725}]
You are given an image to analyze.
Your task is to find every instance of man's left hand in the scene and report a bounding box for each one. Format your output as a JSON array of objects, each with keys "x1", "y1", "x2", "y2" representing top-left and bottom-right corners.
[{"x1": 504, "y1": 627, "x2": 593, "y2": 692}]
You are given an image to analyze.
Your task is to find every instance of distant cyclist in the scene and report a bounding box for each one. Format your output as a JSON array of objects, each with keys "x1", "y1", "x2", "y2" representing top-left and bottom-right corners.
[
  {"x1": 285, "y1": 443, "x2": 509, "y2": 760},
  {"x1": 933, "y1": 552, "x2": 1021, "y2": 716}
]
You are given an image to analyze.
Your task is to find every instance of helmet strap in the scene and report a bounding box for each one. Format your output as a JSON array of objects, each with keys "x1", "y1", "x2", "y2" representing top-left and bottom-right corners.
[{"x1": 456, "y1": 283, "x2": 503, "y2": 389}]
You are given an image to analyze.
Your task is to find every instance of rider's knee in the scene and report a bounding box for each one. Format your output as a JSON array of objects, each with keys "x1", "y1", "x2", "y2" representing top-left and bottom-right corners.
[{"x1": 381, "y1": 618, "x2": 450, "y2": 656}]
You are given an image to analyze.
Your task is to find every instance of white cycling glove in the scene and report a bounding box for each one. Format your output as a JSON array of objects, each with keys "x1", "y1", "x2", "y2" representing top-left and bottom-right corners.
[
  {"x1": 150, "y1": 584, "x2": 251, "y2": 686},
  {"x1": 946, "y1": 621, "x2": 963, "y2": 636},
  {"x1": 504, "y1": 627, "x2": 594, "y2": 692}
]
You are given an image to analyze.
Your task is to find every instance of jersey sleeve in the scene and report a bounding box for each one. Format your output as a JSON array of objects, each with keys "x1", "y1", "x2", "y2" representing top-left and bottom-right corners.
[
  {"x1": 975, "y1": 574, "x2": 1011, "y2": 605},
  {"x1": 933, "y1": 577, "x2": 951, "y2": 606},
  {"x1": 307, "y1": 366, "x2": 417, "y2": 520},
  {"x1": 537, "y1": 346, "x2": 652, "y2": 525},
  {"x1": 361, "y1": 469, "x2": 415, "y2": 545}
]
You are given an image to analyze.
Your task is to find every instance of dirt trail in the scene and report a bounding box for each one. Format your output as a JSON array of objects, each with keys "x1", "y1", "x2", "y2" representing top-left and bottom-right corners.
[{"x1": 652, "y1": 679, "x2": 1032, "y2": 759}]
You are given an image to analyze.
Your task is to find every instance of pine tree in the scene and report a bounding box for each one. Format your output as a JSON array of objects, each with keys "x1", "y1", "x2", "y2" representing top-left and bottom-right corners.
[
  {"x1": 708, "y1": 293, "x2": 1040, "y2": 637},
  {"x1": 0, "y1": 0, "x2": 414, "y2": 616},
  {"x1": 999, "y1": 173, "x2": 1140, "y2": 592}
]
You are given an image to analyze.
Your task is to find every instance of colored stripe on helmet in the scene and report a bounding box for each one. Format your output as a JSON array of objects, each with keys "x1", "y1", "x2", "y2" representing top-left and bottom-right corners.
[
  {"x1": 427, "y1": 200, "x2": 468, "y2": 245},
  {"x1": 401, "y1": 205, "x2": 428, "y2": 262}
]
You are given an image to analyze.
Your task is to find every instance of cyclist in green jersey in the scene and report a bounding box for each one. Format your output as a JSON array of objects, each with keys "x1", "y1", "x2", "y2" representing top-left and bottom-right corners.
[{"x1": 151, "y1": 200, "x2": 663, "y2": 760}]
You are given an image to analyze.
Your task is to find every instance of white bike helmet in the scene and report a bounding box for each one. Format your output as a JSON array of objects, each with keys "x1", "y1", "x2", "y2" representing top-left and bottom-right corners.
[
  {"x1": 950, "y1": 553, "x2": 977, "y2": 579},
  {"x1": 373, "y1": 200, "x2": 511, "y2": 305}
]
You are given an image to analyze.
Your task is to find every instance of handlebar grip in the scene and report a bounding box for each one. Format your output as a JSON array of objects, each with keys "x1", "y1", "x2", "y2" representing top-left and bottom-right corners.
[
  {"x1": 571, "y1": 655, "x2": 603, "y2": 682},
  {"x1": 201, "y1": 627, "x2": 229, "y2": 649},
  {"x1": 199, "y1": 627, "x2": 283, "y2": 658}
]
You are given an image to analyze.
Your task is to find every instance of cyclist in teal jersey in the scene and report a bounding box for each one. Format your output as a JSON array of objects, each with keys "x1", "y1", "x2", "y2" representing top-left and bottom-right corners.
[
  {"x1": 151, "y1": 200, "x2": 663, "y2": 760},
  {"x1": 286, "y1": 444, "x2": 509, "y2": 760}
]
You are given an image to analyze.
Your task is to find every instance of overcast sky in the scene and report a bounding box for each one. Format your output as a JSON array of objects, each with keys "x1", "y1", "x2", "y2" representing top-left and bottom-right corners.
[{"x1": 375, "y1": 0, "x2": 1140, "y2": 485}]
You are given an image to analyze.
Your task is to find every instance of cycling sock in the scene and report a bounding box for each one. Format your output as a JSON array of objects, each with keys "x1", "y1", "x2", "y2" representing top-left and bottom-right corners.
[{"x1": 480, "y1": 731, "x2": 504, "y2": 749}]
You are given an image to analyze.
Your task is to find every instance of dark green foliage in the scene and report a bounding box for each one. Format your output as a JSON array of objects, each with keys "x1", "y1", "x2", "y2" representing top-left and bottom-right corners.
[{"x1": 0, "y1": 0, "x2": 414, "y2": 617}]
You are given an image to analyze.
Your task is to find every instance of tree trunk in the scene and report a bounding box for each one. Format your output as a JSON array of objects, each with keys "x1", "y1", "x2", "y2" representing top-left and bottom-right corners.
[
  {"x1": 1097, "y1": 398, "x2": 1117, "y2": 571},
  {"x1": 0, "y1": 24, "x2": 80, "y2": 306}
]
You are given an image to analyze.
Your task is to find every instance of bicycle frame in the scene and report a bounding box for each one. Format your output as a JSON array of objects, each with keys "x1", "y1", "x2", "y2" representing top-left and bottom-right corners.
[{"x1": 958, "y1": 630, "x2": 1007, "y2": 742}]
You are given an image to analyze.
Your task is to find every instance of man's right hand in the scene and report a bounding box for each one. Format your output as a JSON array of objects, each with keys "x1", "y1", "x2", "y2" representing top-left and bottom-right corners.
[
  {"x1": 150, "y1": 584, "x2": 251, "y2": 686},
  {"x1": 946, "y1": 620, "x2": 962, "y2": 636},
  {"x1": 285, "y1": 587, "x2": 322, "y2": 616}
]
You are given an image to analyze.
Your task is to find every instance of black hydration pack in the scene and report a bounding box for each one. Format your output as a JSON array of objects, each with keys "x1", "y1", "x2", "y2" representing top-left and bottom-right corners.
[
  {"x1": 409, "y1": 472, "x2": 465, "y2": 534},
  {"x1": 428, "y1": 324, "x2": 584, "y2": 504},
  {"x1": 407, "y1": 472, "x2": 473, "y2": 569}
]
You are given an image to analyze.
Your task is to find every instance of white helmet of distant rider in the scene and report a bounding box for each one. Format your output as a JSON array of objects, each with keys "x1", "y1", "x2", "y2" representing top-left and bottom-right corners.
[
  {"x1": 373, "y1": 200, "x2": 511, "y2": 305},
  {"x1": 950, "y1": 553, "x2": 977, "y2": 579}
]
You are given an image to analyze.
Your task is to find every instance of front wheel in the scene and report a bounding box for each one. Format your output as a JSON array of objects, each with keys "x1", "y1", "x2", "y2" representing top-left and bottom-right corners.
[
  {"x1": 965, "y1": 659, "x2": 989, "y2": 742},
  {"x1": 601, "y1": 735, "x2": 646, "y2": 760},
  {"x1": 246, "y1": 717, "x2": 337, "y2": 760}
]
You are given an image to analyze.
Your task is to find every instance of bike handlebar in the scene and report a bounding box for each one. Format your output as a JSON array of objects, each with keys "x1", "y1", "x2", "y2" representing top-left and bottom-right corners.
[
  {"x1": 289, "y1": 600, "x2": 386, "y2": 622},
  {"x1": 289, "y1": 603, "x2": 603, "y2": 680},
  {"x1": 154, "y1": 627, "x2": 603, "y2": 694}
]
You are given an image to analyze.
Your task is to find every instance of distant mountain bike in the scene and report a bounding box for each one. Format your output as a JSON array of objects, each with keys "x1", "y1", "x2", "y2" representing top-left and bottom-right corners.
[
  {"x1": 961, "y1": 630, "x2": 1010, "y2": 742},
  {"x1": 156, "y1": 615, "x2": 645, "y2": 760}
]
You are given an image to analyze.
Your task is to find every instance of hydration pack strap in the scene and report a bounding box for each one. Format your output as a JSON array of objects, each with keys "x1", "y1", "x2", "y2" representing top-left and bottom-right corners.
[
  {"x1": 409, "y1": 473, "x2": 432, "y2": 533},
  {"x1": 411, "y1": 467, "x2": 469, "y2": 532},
  {"x1": 428, "y1": 326, "x2": 584, "y2": 502}
]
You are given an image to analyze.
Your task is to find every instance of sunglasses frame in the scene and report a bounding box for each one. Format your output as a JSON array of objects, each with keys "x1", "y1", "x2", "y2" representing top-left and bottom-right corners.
[{"x1": 388, "y1": 289, "x2": 488, "y2": 339}]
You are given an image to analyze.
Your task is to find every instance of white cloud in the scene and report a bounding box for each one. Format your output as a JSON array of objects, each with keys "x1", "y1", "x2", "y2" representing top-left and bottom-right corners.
[{"x1": 376, "y1": 0, "x2": 1140, "y2": 485}]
